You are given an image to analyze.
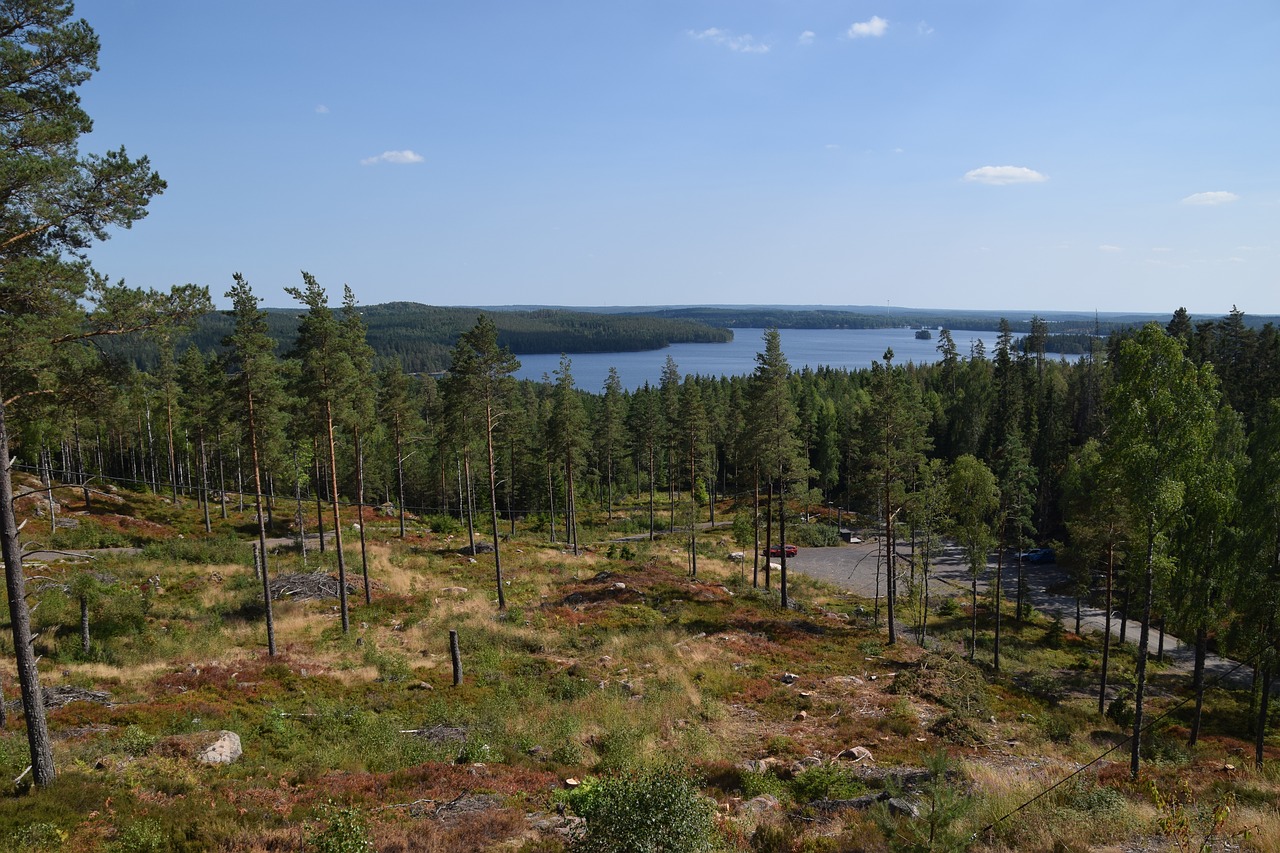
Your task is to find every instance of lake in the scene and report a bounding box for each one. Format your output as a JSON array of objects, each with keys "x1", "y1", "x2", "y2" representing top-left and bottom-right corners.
[{"x1": 513, "y1": 327, "x2": 1044, "y2": 391}]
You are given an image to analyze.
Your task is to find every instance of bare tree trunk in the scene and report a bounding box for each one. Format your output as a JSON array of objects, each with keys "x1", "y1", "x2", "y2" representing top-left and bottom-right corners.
[
  {"x1": 165, "y1": 393, "x2": 179, "y2": 506},
  {"x1": 395, "y1": 429, "x2": 406, "y2": 538},
  {"x1": 216, "y1": 432, "x2": 228, "y2": 519},
  {"x1": 1189, "y1": 626, "x2": 1207, "y2": 747},
  {"x1": 461, "y1": 452, "x2": 476, "y2": 554},
  {"x1": 80, "y1": 595, "x2": 90, "y2": 655},
  {"x1": 764, "y1": 480, "x2": 773, "y2": 590},
  {"x1": 0, "y1": 391, "x2": 56, "y2": 786},
  {"x1": 247, "y1": 391, "x2": 277, "y2": 656},
  {"x1": 1131, "y1": 520, "x2": 1155, "y2": 780},
  {"x1": 313, "y1": 438, "x2": 325, "y2": 553},
  {"x1": 485, "y1": 405, "x2": 506, "y2": 610},
  {"x1": 324, "y1": 402, "x2": 349, "y2": 633},
  {"x1": 779, "y1": 478, "x2": 788, "y2": 609},
  {"x1": 546, "y1": 459, "x2": 557, "y2": 543},
  {"x1": 294, "y1": 445, "x2": 307, "y2": 568},
  {"x1": 1257, "y1": 663, "x2": 1273, "y2": 769},
  {"x1": 199, "y1": 437, "x2": 212, "y2": 534},
  {"x1": 1100, "y1": 544, "x2": 1114, "y2": 715},
  {"x1": 752, "y1": 469, "x2": 760, "y2": 588},
  {"x1": 356, "y1": 429, "x2": 371, "y2": 605}
]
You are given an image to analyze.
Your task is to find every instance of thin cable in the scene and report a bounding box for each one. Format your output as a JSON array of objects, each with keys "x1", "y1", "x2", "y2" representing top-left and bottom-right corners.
[{"x1": 960, "y1": 653, "x2": 1254, "y2": 850}]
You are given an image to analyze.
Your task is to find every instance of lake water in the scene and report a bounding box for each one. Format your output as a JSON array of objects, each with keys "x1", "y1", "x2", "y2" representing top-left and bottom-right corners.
[{"x1": 513, "y1": 327, "x2": 1028, "y2": 391}]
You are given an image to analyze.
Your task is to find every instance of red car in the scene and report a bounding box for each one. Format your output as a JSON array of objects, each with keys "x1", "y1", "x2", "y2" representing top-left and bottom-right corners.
[{"x1": 763, "y1": 544, "x2": 798, "y2": 558}]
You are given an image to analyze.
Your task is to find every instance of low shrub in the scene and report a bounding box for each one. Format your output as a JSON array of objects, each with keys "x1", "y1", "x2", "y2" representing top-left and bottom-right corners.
[{"x1": 565, "y1": 764, "x2": 718, "y2": 853}]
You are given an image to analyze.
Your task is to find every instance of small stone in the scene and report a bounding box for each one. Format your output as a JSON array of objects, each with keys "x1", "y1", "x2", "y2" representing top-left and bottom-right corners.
[
  {"x1": 441, "y1": 587, "x2": 468, "y2": 595},
  {"x1": 838, "y1": 746, "x2": 874, "y2": 763},
  {"x1": 794, "y1": 710, "x2": 808, "y2": 721},
  {"x1": 610, "y1": 582, "x2": 626, "y2": 590},
  {"x1": 196, "y1": 731, "x2": 243, "y2": 765},
  {"x1": 780, "y1": 672, "x2": 799, "y2": 684}
]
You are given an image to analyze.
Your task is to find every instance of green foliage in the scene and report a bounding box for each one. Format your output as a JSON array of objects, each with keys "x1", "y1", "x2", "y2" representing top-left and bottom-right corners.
[
  {"x1": 6, "y1": 822, "x2": 67, "y2": 851},
  {"x1": 566, "y1": 764, "x2": 718, "y2": 853},
  {"x1": 789, "y1": 765, "x2": 868, "y2": 803},
  {"x1": 140, "y1": 534, "x2": 246, "y2": 564},
  {"x1": 874, "y1": 751, "x2": 971, "y2": 853},
  {"x1": 361, "y1": 644, "x2": 413, "y2": 683},
  {"x1": 1042, "y1": 616, "x2": 1066, "y2": 649},
  {"x1": 423, "y1": 513, "x2": 462, "y2": 535},
  {"x1": 786, "y1": 523, "x2": 841, "y2": 547},
  {"x1": 306, "y1": 802, "x2": 373, "y2": 853},
  {"x1": 110, "y1": 819, "x2": 170, "y2": 853}
]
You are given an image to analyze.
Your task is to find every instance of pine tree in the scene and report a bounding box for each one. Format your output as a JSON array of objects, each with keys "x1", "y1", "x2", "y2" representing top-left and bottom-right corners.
[
  {"x1": 286, "y1": 272, "x2": 362, "y2": 632},
  {"x1": 445, "y1": 316, "x2": 519, "y2": 608},
  {"x1": 0, "y1": 0, "x2": 209, "y2": 786},
  {"x1": 224, "y1": 274, "x2": 285, "y2": 656}
]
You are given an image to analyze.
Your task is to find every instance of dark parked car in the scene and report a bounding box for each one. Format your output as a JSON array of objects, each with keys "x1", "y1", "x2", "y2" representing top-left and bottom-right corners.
[
  {"x1": 764, "y1": 544, "x2": 799, "y2": 558},
  {"x1": 1023, "y1": 547, "x2": 1056, "y2": 564}
]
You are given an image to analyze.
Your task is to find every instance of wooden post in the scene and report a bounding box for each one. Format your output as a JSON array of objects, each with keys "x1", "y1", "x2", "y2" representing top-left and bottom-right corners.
[{"x1": 450, "y1": 629, "x2": 462, "y2": 687}]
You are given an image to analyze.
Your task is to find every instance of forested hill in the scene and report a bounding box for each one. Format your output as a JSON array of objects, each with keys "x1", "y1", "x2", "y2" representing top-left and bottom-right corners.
[
  {"x1": 612, "y1": 306, "x2": 1280, "y2": 335},
  {"x1": 141, "y1": 303, "x2": 733, "y2": 373}
]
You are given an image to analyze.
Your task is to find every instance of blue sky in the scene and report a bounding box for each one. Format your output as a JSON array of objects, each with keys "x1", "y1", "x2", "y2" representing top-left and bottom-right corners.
[{"x1": 77, "y1": 1, "x2": 1279, "y2": 314}]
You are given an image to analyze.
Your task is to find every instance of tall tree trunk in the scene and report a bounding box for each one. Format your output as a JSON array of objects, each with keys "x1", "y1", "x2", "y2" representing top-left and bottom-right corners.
[
  {"x1": 324, "y1": 401, "x2": 349, "y2": 633},
  {"x1": 247, "y1": 391, "x2": 277, "y2": 656},
  {"x1": 779, "y1": 477, "x2": 788, "y2": 609},
  {"x1": 395, "y1": 428, "x2": 406, "y2": 538},
  {"x1": 885, "y1": 467, "x2": 896, "y2": 645},
  {"x1": 1130, "y1": 519, "x2": 1156, "y2": 780},
  {"x1": 764, "y1": 480, "x2": 773, "y2": 590},
  {"x1": 546, "y1": 459, "x2": 557, "y2": 543},
  {"x1": 216, "y1": 433, "x2": 228, "y2": 519},
  {"x1": 294, "y1": 445, "x2": 307, "y2": 567},
  {"x1": 485, "y1": 406, "x2": 506, "y2": 610},
  {"x1": 994, "y1": 546, "x2": 1003, "y2": 672},
  {"x1": 165, "y1": 393, "x2": 179, "y2": 505},
  {"x1": 461, "y1": 453, "x2": 476, "y2": 554},
  {"x1": 1257, "y1": 663, "x2": 1273, "y2": 769},
  {"x1": 313, "y1": 439, "x2": 325, "y2": 553},
  {"x1": 647, "y1": 443, "x2": 655, "y2": 541},
  {"x1": 1189, "y1": 626, "x2": 1207, "y2": 747},
  {"x1": 1100, "y1": 543, "x2": 1114, "y2": 715},
  {"x1": 752, "y1": 469, "x2": 760, "y2": 588},
  {"x1": 356, "y1": 429, "x2": 371, "y2": 605},
  {"x1": 0, "y1": 391, "x2": 56, "y2": 786},
  {"x1": 199, "y1": 437, "x2": 212, "y2": 534}
]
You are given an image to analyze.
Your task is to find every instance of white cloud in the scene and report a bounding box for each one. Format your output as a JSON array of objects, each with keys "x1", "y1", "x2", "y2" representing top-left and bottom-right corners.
[
  {"x1": 962, "y1": 165, "x2": 1048, "y2": 185},
  {"x1": 360, "y1": 150, "x2": 425, "y2": 166},
  {"x1": 1098, "y1": 244, "x2": 1122, "y2": 253},
  {"x1": 824, "y1": 143, "x2": 841, "y2": 150},
  {"x1": 689, "y1": 28, "x2": 769, "y2": 53},
  {"x1": 1151, "y1": 247, "x2": 1172, "y2": 252},
  {"x1": 315, "y1": 104, "x2": 330, "y2": 114},
  {"x1": 1181, "y1": 191, "x2": 1238, "y2": 206},
  {"x1": 917, "y1": 21, "x2": 935, "y2": 35},
  {"x1": 848, "y1": 16, "x2": 888, "y2": 38},
  {"x1": 798, "y1": 30, "x2": 815, "y2": 45}
]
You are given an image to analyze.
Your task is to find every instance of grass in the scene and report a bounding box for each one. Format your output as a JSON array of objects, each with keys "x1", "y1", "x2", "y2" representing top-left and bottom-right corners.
[{"x1": 1, "y1": 484, "x2": 1279, "y2": 851}]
